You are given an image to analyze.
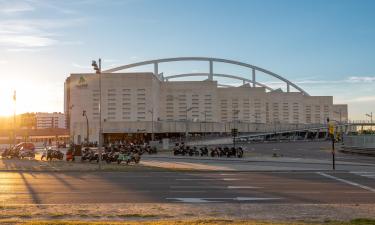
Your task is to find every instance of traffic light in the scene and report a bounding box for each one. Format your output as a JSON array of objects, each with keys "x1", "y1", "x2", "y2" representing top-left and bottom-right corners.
[{"x1": 231, "y1": 128, "x2": 238, "y2": 137}]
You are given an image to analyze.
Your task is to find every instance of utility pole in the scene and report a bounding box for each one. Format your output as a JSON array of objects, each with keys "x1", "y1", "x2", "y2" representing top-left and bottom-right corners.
[
  {"x1": 92, "y1": 58, "x2": 102, "y2": 170},
  {"x1": 185, "y1": 107, "x2": 195, "y2": 143},
  {"x1": 366, "y1": 112, "x2": 373, "y2": 131},
  {"x1": 13, "y1": 90, "x2": 16, "y2": 146}
]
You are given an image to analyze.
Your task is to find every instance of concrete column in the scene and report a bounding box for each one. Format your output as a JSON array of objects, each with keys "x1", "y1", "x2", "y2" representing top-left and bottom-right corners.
[
  {"x1": 252, "y1": 69, "x2": 256, "y2": 87},
  {"x1": 154, "y1": 62, "x2": 158, "y2": 76},
  {"x1": 209, "y1": 60, "x2": 213, "y2": 80},
  {"x1": 287, "y1": 83, "x2": 290, "y2": 92}
]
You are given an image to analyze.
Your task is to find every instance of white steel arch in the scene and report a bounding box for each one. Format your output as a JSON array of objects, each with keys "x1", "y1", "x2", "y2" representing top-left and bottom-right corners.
[{"x1": 103, "y1": 57, "x2": 309, "y2": 96}]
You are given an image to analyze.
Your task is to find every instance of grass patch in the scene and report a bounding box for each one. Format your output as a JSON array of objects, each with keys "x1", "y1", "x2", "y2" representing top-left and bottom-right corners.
[
  {"x1": 0, "y1": 213, "x2": 33, "y2": 219},
  {"x1": 116, "y1": 213, "x2": 158, "y2": 218},
  {"x1": 349, "y1": 218, "x2": 375, "y2": 225},
  {"x1": 48, "y1": 213, "x2": 68, "y2": 218},
  {"x1": 11, "y1": 218, "x2": 375, "y2": 225}
]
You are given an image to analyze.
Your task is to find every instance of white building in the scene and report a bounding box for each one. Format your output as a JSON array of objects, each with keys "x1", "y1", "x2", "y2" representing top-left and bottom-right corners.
[
  {"x1": 36, "y1": 112, "x2": 66, "y2": 129},
  {"x1": 64, "y1": 57, "x2": 348, "y2": 144}
]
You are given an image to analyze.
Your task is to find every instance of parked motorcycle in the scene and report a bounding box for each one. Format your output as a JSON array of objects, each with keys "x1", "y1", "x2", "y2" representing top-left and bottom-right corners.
[
  {"x1": 188, "y1": 146, "x2": 200, "y2": 156},
  {"x1": 117, "y1": 151, "x2": 140, "y2": 164},
  {"x1": 43, "y1": 148, "x2": 64, "y2": 161},
  {"x1": 200, "y1": 147, "x2": 209, "y2": 156}
]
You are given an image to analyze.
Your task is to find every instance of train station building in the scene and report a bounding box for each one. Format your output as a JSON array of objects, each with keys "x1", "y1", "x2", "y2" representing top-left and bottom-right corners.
[{"x1": 64, "y1": 57, "x2": 348, "y2": 144}]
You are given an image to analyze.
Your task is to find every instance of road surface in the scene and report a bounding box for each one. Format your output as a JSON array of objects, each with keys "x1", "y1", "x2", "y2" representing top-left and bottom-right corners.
[{"x1": 0, "y1": 171, "x2": 374, "y2": 205}]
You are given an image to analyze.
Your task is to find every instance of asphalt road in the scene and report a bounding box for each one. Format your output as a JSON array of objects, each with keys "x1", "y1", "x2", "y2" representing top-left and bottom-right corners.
[
  {"x1": 0, "y1": 171, "x2": 374, "y2": 205},
  {"x1": 238, "y1": 141, "x2": 375, "y2": 164}
]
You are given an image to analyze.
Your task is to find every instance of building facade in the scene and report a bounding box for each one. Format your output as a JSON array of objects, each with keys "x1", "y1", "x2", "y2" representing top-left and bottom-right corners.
[
  {"x1": 64, "y1": 72, "x2": 348, "y2": 144},
  {"x1": 36, "y1": 112, "x2": 66, "y2": 129}
]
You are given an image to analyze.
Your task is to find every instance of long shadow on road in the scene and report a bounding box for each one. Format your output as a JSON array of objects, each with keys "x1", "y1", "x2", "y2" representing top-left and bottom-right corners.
[{"x1": 20, "y1": 172, "x2": 42, "y2": 204}]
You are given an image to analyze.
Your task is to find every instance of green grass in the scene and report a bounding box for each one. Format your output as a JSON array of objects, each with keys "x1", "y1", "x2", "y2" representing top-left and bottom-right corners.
[{"x1": 116, "y1": 213, "x2": 159, "y2": 218}]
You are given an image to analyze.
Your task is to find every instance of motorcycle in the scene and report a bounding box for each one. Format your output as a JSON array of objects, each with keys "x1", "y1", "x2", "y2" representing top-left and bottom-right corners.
[
  {"x1": 210, "y1": 147, "x2": 220, "y2": 157},
  {"x1": 236, "y1": 147, "x2": 244, "y2": 158},
  {"x1": 105, "y1": 151, "x2": 119, "y2": 163},
  {"x1": 19, "y1": 147, "x2": 35, "y2": 159},
  {"x1": 200, "y1": 147, "x2": 209, "y2": 156},
  {"x1": 188, "y1": 146, "x2": 200, "y2": 156},
  {"x1": 45, "y1": 148, "x2": 64, "y2": 161},
  {"x1": 117, "y1": 151, "x2": 140, "y2": 164},
  {"x1": 81, "y1": 148, "x2": 92, "y2": 161},
  {"x1": 173, "y1": 146, "x2": 187, "y2": 156}
]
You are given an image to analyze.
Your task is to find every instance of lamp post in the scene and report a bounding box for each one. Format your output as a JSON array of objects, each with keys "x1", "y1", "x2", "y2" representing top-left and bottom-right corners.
[
  {"x1": 68, "y1": 104, "x2": 75, "y2": 143},
  {"x1": 148, "y1": 109, "x2": 154, "y2": 141},
  {"x1": 82, "y1": 110, "x2": 89, "y2": 144},
  {"x1": 366, "y1": 112, "x2": 373, "y2": 131},
  {"x1": 201, "y1": 111, "x2": 208, "y2": 135},
  {"x1": 232, "y1": 110, "x2": 240, "y2": 148},
  {"x1": 13, "y1": 90, "x2": 16, "y2": 146},
  {"x1": 91, "y1": 58, "x2": 102, "y2": 169},
  {"x1": 185, "y1": 107, "x2": 196, "y2": 143},
  {"x1": 334, "y1": 110, "x2": 343, "y2": 124}
]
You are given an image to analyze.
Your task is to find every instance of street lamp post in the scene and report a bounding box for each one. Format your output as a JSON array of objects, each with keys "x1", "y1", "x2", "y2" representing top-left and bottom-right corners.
[
  {"x1": 92, "y1": 58, "x2": 102, "y2": 169},
  {"x1": 366, "y1": 112, "x2": 373, "y2": 131},
  {"x1": 82, "y1": 110, "x2": 89, "y2": 144},
  {"x1": 13, "y1": 90, "x2": 16, "y2": 146},
  {"x1": 148, "y1": 109, "x2": 154, "y2": 141},
  {"x1": 232, "y1": 110, "x2": 240, "y2": 148},
  {"x1": 201, "y1": 111, "x2": 208, "y2": 135},
  {"x1": 185, "y1": 107, "x2": 196, "y2": 143},
  {"x1": 68, "y1": 104, "x2": 75, "y2": 143},
  {"x1": 334, "y1": 110, "x2": 343, "y2": 124}
]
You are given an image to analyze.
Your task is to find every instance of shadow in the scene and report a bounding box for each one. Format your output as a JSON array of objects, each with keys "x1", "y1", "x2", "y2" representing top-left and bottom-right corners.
[
  {"x1": 50, "y1": 172, "x2": 78, "y2": 190},
  {"x1": 19, "y1": 172, "x2": 42, "y2": 204}
]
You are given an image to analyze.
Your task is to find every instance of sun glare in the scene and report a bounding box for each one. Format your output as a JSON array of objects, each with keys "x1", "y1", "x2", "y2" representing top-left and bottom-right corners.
[{"x1": 0, "y1": 79, "x2": 46, "y2": 116}]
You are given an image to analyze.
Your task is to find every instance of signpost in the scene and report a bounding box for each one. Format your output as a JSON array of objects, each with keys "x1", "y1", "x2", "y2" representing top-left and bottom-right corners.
[{"x1": 327, "y1": 118, "x2": 335, "y2": 170}]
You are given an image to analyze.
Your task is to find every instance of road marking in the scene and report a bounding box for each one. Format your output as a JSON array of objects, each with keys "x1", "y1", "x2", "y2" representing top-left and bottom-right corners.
[
  {"x1": 176, "y1": 178, "x2": 240, "y2": 181},
  {"x1": 166, "y1": 198, "x2": 221, "y2": 203},
  {"x1": 166, "y1": 197, "x2": 281, "y2": 203},
  {"x1": 317, "y1": 172, "x2": 375, "y2": 193},
  {"x1": 283, "y1": 191, "x2": 321, "y2": 194},
  {"x1": 227, "y1": 186, "x2": 261, "y2": 189},
  {"x1": 219, "y1": 173, "x2": 237, "y2": 176},
  {"x1": 351, "y1": 172, "x2": 375, "y2": 179},
  {"x1": 170, "y1": 186, "x2": 226, "y2": 189},
  {"x1": 170, "y1": 185, "x2": 261, "y2": 189},
  {"x1": 169, "y1": 190, "x2": 207, "y2": 193}
]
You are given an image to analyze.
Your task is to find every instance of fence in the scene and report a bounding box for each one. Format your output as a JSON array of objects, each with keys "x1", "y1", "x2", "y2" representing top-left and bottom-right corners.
[{"x1": 342, "y1": 135, "x2": 375, "y2": 156}]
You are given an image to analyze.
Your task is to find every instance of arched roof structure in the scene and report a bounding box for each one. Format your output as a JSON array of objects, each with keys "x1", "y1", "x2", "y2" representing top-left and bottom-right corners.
[{"x1": 103, "y1": 57, "x2": 309, "y2": 96}]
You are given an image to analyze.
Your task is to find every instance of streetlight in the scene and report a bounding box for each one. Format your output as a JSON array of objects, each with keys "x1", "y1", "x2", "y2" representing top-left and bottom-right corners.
[
  {"x1": 185, "y1": 106, "x2": 196, "y2": 143},
  {"x1": 201, "y1": 111, "x2": 208, "y2": 135},
  {"x1": 82, "y1": 110, "x2": 89, "y2": 145},
  {"x1": 91, "y1": 58, "x2": 102, "y2": 169},
  {"x1": 148, "y1": 109, "x2": 154, "y2": 141},
  {"x1": 366, "y1": 112, "x2": 373, "y2": 131},
  {"x1": 334, "y1": 110, "x2": 343, "y2": 124},
  {"x1": 232, "y1": 109, "x2": 240, "y2": 148},
  {"x1": 232, "y1": 109, "x2": 240, "y2": 130},
  {"x1": 13, "y1": 90, "x2": 16, "y2": 146}
]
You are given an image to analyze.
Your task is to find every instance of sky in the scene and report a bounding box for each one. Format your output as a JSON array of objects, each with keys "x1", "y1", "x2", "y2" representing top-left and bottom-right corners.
[{"x1": 0, "y1": 0, "x2": 374, "y2": 120}]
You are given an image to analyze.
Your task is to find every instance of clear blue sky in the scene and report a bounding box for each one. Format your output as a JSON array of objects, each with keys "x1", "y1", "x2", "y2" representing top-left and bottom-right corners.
[{"x1": 0, "y1": 0, "x2": 374, "y2": 119}]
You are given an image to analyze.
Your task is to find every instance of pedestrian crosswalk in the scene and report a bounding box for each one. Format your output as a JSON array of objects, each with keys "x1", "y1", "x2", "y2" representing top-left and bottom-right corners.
[{"x1": 351, "y1": 172, "x2": 375, "y2": 180}]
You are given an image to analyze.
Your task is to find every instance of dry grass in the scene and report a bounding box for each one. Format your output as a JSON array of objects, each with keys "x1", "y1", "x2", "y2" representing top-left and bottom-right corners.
[{"x1": 8, "y1": 218, "x2": 375, "y2": 225}]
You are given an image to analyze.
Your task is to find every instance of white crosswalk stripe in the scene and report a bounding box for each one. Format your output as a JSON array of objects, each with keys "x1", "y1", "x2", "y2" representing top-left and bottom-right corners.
[{"x1": 350, "y1": 171, "x2": 375, "y2": 179}]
